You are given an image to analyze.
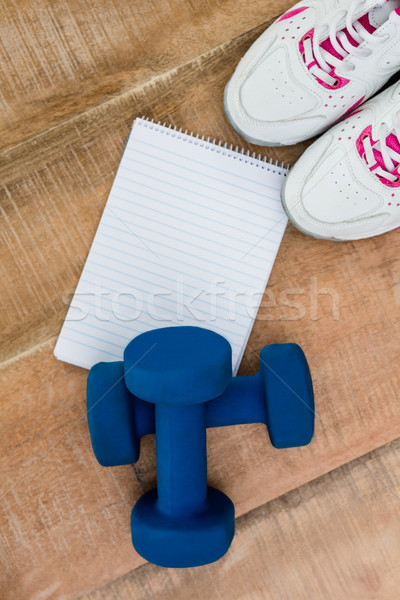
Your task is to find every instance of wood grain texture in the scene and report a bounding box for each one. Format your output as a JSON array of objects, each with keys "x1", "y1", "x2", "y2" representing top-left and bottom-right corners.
[
  {"x1": 1, "y1": 0, "x2": 400, "y2": 598},
  {"x1": 1, "y1": 290, "x2": 400, "y2": 598},
  {"x1": 81, "y1": 439, "x2": 400, "y2": 600},
  {"x1": 0, "y1": 0, "x2": 293, "y2": 153},
  {"x1": 0, "y1": 19, "x2": 307, "y2": 364}
]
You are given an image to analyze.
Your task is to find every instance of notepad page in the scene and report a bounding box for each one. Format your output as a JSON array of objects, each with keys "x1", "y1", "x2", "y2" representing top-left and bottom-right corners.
[{"x1": 54, "y1": 118, "x2": 288, "y2": 374}]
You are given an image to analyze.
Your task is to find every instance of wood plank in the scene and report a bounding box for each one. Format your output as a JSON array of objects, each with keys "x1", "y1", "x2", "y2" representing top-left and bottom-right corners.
[
  {"x1": 81, "y1": 438, "x2": 400, "y2": 600},
  {"x1": 0, "y1": 0, "x2": 292, "y2": 152},
  {"x1": 0, "y1": 23, "x2": 307, "y2": 364},
  {"x1": 1, "y1": 314, "x2": 400, "y2": 599},
  {"x1": 2, "y1": 10, "x2": 400, "y2": 598},
  {"x1": 2, "y1": 1, "x2": 400, "y2": 599}
]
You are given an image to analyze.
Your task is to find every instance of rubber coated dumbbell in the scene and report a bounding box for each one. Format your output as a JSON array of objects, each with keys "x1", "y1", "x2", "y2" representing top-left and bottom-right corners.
[
  {"x1": 87, "y1": 326, "x2": 315, "y2": 567},
  {"x1": 128, "y1": 326, "x2": 234, "y2": 567},
  {"x1": 87, "y1": 335, "x2": 314, "y2": 467}
]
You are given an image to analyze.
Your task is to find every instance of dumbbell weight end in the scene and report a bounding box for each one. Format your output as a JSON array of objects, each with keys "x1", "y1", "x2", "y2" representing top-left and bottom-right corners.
[
  {"x1": 87, "y1": 361, "x2": 155, "y2": 466},
  {"x1": 131, "y1": 402, "x2": 235, "y2": 567}
]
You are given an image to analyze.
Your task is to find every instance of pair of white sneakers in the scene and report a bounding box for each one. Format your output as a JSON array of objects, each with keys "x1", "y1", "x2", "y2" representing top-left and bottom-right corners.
[{"x1": 225, "y1": 0, "x2": 400, "y2": 240}]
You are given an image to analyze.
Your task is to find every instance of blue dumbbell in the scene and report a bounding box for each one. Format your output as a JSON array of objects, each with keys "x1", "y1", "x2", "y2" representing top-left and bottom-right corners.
[
  {"x1": 87, "y1": 334, "x2": 314, "y2": 467},
  {"x1": 126, "y1": 326, "x2": 234, "y2": 567},
  {"x1": 87, "y1": 326, "x2": 314, "y2": 567}
]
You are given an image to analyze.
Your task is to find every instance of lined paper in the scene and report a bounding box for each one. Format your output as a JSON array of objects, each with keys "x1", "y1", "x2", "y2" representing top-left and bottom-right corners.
[{"x1": 54, "y1": 118, "x2": 288, "y2": 373}]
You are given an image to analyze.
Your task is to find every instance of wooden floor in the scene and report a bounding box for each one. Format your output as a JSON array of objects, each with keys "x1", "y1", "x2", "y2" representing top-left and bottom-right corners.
[{"x1": 1, "y1": 1, "x2": 400, "y2": 598}]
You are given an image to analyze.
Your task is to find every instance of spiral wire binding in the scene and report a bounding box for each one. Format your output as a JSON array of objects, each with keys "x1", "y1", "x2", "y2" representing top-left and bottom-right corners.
[{"x1": 137, "y1": 116, "x2": 290, "y2": 176}]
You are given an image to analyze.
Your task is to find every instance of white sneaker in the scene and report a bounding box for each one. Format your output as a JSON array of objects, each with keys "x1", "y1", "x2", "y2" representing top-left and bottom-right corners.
[
  {"x1": 281, "y1": 81, "x2": 400, "y2": 240},
  {"x1": 225, "y1": 0, "x2": 400, "y2": 146}
]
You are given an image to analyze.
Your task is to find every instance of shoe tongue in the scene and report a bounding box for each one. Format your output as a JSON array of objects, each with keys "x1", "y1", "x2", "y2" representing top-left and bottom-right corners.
[
  {"x1": 373, "y1": 133, "x2": 400, "y2": 172},
  {"x1": 371, "y1": 0, "x2": 400, "y2": 27},
  {"x1": 320, "y1": 13, "x2": 376, "y2": 63}
]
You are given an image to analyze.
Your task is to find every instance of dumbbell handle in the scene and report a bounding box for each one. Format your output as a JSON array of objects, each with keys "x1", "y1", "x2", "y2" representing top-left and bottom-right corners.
[
  {"x1": 133, "y1": 373, "x2": 264, "y2": 438},
  {"x1": 207, "y1": 374, "x2": 265, "y2": 427},
  {"x1": 155, "y1": 403, "x2": 208, "y2": 516}
]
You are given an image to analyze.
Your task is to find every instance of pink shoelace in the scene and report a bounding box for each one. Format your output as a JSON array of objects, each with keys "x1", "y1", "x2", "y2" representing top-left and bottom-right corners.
[
  {"x1": 359, "y1": 115, "x2": 400, "y2": 185},
  {"x1": 301, "y1": 0, "x2": 389, "y2": 88}
]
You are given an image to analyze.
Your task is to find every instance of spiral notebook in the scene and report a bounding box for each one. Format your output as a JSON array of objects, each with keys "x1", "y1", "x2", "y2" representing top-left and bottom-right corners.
[{"x1": 54, "y1": 117, "x2": 288, "y2": 373}]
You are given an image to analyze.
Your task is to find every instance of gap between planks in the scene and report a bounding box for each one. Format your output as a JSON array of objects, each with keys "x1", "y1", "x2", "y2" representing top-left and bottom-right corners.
[
  {"x1": 0, "y1": 19, "x2": 269, "y2": 161},
  {"x1": 77, "y1": 436, "x2": 400, "y2": 600}
]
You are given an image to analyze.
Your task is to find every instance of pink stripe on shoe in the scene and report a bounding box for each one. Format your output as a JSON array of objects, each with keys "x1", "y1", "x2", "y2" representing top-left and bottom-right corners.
[
  {"x1": 332, "y1": 98, "x2": 365, "y2": 128},
  {"x1": 341, "y1": 96, "x2": 365, "y2": 118},
  {"x1": 320, "y1": 13, "x2": 376, "y2": 59},
  {"x1": 277, "y1": 6, "x2": 308, "y2": 22},
  {"x1": 300, "y1": 12, "x2": 377, "y2": 90},
  {"x1": 299, "y1": 29, "x2": 350, "y2": 89},
  {"x1": 357, "y1": 125, "x2": 400, "y2": 188}
]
